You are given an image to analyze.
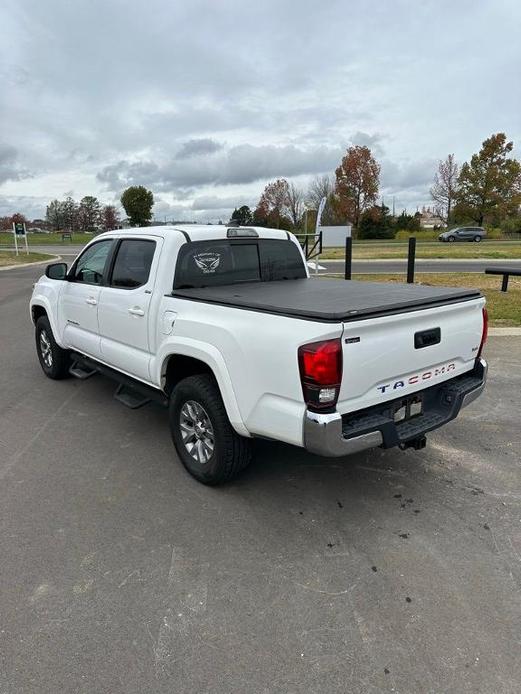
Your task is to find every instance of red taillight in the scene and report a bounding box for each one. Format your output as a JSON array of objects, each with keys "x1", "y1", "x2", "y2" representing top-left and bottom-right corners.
[
  {"x1": 477, "y1": 307, "x2": 488, "y2": 359},
  {"x1": 298, "y1": 338, "x2": 342, "y2": 410}
]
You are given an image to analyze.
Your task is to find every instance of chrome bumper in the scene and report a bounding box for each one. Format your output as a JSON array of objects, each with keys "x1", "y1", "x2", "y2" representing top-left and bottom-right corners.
[{"x1": 303, "y1": 358, "x2": 487, "y2": 458}]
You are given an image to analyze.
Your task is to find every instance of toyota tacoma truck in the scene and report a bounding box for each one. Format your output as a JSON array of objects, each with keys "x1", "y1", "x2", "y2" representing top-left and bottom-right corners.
[{"x1": 30, "y1": 225, "x2": 488, "y2": 484}]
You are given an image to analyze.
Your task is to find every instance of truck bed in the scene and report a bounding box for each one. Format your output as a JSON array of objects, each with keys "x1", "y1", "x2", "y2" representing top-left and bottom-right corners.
[{"x1": 172, "y1": 279, "x2": 481, "y2": 323}]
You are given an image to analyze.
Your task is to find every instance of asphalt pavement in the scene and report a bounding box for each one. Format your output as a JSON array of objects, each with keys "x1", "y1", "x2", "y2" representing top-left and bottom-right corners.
[
  {"x1": 4, "y1": 244, "x2": 521, "y2": 275},
  {"x1": 1, "y1": 264, "x2": 520, "y2": 693}
]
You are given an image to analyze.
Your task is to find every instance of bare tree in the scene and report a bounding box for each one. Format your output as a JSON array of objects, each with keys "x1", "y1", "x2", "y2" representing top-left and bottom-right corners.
[
  {"x1": 286, "y1": 182, "x2": 304, "y2": 228},
  {"x1": 430, "y1": 154, "x2": 459, "y2": 223},
  {"x1": 306, "y1": 175, "x2": 334, "y2": 209}
]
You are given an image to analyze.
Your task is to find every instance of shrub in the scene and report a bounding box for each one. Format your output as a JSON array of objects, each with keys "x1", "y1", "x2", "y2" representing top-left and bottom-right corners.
[
  {"x1": 485, "y1": 227, "x2": 503, "y2": 239},
  {"x1": 395, "y1": 229, "x2": 439, "y2": 241}
]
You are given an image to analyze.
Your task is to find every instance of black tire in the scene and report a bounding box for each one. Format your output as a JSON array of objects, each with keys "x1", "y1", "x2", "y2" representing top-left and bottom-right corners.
[
  {"x1": 35, "y1": 315, "x2": 71, "y2": 379},
  {"x1": 169, "y1": 374, "x2": 252, "y2": 485},
  {"x1": 474, "y1": 235, "x2": 481, "y2": 242},
  {"x1": 448, "y1": 236, "x2": 456, "y2": 242}
]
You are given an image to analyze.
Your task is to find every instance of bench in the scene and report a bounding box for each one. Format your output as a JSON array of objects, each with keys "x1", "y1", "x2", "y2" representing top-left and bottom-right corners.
[{"x1": 485, "y1": 266, "x2": 521, "y2": 292}]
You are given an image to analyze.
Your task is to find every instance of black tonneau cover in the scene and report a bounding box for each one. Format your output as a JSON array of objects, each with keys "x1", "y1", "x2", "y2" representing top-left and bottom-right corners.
[{"x1": 171, "y1": 278, "x2": 481, "y2": 323}]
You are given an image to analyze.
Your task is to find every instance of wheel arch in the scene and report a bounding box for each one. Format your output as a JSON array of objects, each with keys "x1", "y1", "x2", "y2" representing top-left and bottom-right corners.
[
  {"x1": 30, "y1": 296, "x2": 67, "y2": 348},
  {"x1": 31, "y1": 304, "x2": 48, "y2": 324},
  {"x1": 160, "y1": 350, "x2": 250, "y2": 437}
]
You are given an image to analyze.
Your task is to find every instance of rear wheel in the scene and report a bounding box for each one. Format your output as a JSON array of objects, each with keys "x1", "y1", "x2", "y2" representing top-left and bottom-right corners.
[
  {"x1": 35, "y1": 315, "x2": 71, "y2": 379},
  {"x1": 448, "y1": 236, "x2": 456, "y2": 242},
  {"x1": 169, "y1": 374, "x2": 252, "y2": 484}
]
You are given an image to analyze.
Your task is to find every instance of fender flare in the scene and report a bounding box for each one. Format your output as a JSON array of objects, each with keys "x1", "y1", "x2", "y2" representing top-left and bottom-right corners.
[
  {"x1": 30, "y1": 297, "x2": 67, "y2": 348},
  {"x1": 156, "y1": 338, "x2": 250, "y2": 437}
]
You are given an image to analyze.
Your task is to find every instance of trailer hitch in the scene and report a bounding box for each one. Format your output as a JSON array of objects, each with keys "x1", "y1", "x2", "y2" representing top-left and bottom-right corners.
[{"x1": 400, "y1": 436, "x2": 427, "y2": 451}]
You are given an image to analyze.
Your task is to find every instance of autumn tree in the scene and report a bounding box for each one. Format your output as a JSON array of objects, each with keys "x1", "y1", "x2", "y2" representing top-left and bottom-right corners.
[
  {"x1": 430, "y1": 154, "x2": 459, "y2": 223},
  {"x1": 335, "y1": 145, "x2": 380, "y2": 234},
  {"x1": 101, "y1": 205, "x2": 120, "y2": 230},
  {"x1": 255, "y1": 178, "x2": 290, "y2": 228},
  {"x1": 9, "y1": 212, "x2": 28, "y2": 226},
  {"x1": 121, "y1": 186, "x2": 154, "y2": 227},
  {"x1": 455, "y1": 133, "x2": 521, "y2": 226},
  {"x1": 230, "y1": 205, "x2": 253, "y2": 225}
]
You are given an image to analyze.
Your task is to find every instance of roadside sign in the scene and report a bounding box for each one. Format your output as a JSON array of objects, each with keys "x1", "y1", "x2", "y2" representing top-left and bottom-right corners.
[{"x1": 12, "y1": 222, "x2": 29, "y2": 255}]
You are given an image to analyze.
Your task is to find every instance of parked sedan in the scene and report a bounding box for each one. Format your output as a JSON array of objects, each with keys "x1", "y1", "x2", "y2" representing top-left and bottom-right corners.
[{"x1": 439, "y1": 227, "x2": 486, "y2": 242}]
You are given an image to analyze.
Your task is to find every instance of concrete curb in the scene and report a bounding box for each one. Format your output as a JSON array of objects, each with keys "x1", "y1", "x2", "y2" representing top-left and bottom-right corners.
[
  {"x1": 0, "y1": 255, "x2": 61, "y2": 272},
  {"x1": 489, "y1": 328, "x2": 521, "y2": 336}
]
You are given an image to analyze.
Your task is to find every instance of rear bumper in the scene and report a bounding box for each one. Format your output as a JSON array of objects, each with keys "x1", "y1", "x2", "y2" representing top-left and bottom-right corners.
[{"x1": 304, "y1": 358, "x2": 487, "y2": 457}]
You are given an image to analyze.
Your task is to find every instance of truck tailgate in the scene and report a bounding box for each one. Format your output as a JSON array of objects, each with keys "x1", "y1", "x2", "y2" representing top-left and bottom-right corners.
[{"x1": 338, "y1": 296, "x2": 485, "y2": 415}]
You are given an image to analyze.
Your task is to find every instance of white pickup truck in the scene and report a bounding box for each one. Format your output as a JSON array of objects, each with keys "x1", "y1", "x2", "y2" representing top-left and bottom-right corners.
[{"x1": 30, "y1": 225, "x2": 488, "y2": 484}]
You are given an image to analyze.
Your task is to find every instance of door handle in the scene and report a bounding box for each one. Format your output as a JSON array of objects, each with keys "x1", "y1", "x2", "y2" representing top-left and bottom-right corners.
[
  {"x1": 128, "y1": 307, "x2": 145, "y2": 317},
  {"x1": 85, "y1": 297, "x2": 97, "y2": 305}
]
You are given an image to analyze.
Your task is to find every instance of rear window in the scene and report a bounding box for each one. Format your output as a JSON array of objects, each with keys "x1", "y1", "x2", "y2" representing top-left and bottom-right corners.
[{"x1": 174, "y1": 239, "x2": 306, "y2": 289}]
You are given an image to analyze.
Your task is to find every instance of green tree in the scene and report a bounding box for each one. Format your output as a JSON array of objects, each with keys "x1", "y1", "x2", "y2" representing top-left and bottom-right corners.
[
  {"x1": 455, "y1": 133, "x2": 521, "y2": 226},
  {"x1": 120, "y1": 186, "x2": 154, "y2": 227},
  {"x1": 393, "y1": 210, "x2": 420, "y2": 232},
  {"x1": 78, "y1": 196, "x2": 101, "y2": 231},
  {"x1": 230, "y1": 205, "x2": 253, "y2": 225},
  {"x1": 46, "y1": 200, "x2": 65, "y2": 230},
  {"x1": 62, "y1": 196, "x2": 79, "y2": 230},
  {"x1": 358, "y1": 204, "x2": 394, "y2": 239}
]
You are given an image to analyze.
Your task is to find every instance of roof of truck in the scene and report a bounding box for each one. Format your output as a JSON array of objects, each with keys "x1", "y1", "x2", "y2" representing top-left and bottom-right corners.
[{"x1": 102, "y1": 225, "x2": 291, "y2": 242}]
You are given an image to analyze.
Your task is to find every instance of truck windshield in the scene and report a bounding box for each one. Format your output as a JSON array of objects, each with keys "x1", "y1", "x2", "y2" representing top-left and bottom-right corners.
[{"x1": 174, "y1": 239, "x2": 306, "y2": 289}]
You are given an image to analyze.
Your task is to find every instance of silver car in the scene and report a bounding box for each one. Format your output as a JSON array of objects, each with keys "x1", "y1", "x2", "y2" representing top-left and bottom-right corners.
[{"x1": 438, "y1": 227, "x2": 486, "y2": 242}]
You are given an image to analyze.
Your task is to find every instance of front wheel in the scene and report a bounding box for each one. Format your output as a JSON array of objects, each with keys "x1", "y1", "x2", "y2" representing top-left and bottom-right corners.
[
  {"x1": 35, "y1": 315, "x2": 71, "y2": 379},
  {"x1": 448, "y1": 236, "x2": 456, "y2": 242},
  {"x1": 169, "y1": 374, "x2": 252, "y2": 484},
  {"x1": 474, "y1": 235, "x2": 481, "y2": 242}
]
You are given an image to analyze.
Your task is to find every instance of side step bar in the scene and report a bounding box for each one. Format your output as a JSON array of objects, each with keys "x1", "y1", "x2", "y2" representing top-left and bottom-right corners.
[
  {"x1": 69, "y1": 362, "x2": 97, "y2": 380},
  {"x1": 69, "y1": 352, "x2": 168, "y2": 409}
]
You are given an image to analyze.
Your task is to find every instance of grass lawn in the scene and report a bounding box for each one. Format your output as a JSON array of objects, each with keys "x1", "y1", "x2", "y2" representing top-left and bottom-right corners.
[
  {"x1": 0, "y1": 232, "x2": 93, "y2": 246},
  {"x1": 321, "y1": 242, "x2": 521, "y2": 260},
  {"x1": 348, "y1": 273, "x2": 521, "y2": 327},
  {"x1": 0, "y1": 251, "x2": 55, "y2": 267}
]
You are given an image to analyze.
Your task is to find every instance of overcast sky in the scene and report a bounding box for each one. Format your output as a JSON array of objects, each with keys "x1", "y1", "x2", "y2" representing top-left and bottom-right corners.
[{"x1": 1, "y1": 0, "x2": 520, "y2": 222}]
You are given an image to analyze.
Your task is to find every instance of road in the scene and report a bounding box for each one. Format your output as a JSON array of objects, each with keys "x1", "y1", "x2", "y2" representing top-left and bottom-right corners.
[
  {"x1": 1, "y1": 265, "x2": 520, "y2": 693},
  {"x1": 317, "y1": 259, "x2": 521, "y2": 275},
  {"x1": 4, "y1": 244, "x2": 521, "y2": 275}
]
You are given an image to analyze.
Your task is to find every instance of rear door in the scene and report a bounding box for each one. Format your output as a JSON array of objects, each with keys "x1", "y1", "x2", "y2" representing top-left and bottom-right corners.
[
  {"x1": 337, "y1": 298, "x2": 484, "y2": 415},
  {"x1": 97, "y1": 237, "x2": 160, "y2": 382},
  {"x1": 60, "y1": 239, "x2": 114, "y2": 357}
]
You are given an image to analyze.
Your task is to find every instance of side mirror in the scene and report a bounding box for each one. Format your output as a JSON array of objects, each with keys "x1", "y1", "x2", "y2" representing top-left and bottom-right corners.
[{"x1": 45, "y1": 262, "x2": 68, "y2": 280}]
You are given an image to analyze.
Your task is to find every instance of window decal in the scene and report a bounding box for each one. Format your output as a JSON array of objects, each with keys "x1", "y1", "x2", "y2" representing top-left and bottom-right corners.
[{"x1": 193, "y1": 252, "x2": 221, "y2": 274}]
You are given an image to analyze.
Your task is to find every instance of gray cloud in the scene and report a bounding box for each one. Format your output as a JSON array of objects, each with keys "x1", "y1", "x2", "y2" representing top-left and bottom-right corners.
[
  {"x1": 0, "y1": 144, "x2": 29, "y2": 185},
  {"x1": 1, "y1": 0, "x2": 520, "y2": 218},
  {"x1": 350, "y1": 131, "x2": 385, "y2": 156},
  {"x1": 97, "y1": 143, "x2": 342, "y2": 193},
  {"x1": 175, "y1": 138, "x2": 223, "y2": 159}
]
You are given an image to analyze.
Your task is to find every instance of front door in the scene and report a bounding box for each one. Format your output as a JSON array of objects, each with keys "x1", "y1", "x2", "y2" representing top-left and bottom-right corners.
[
  {"x1": 60, "y1": 239, "x2": 114, "y2": 357},
  {"x1": 98, "y1": 237, "x2": 159, "y2": 382}
]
